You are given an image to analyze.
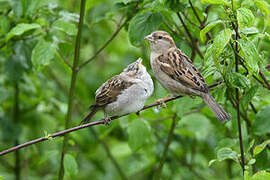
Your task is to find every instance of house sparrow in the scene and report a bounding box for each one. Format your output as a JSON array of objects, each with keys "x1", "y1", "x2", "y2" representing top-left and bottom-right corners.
[
  {"x1": 81, "y1": 58, "x2": 154, "y2": 124},
  {"x1": 144, "y1": 31, "x2": 230, "y2": 122}
]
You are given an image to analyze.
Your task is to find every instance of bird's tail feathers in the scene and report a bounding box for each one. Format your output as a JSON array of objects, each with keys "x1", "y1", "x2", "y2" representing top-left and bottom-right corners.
[
  {"x1": 80, "y1": 105, "x2": 98, "y2": 125},
  {"x1": 202, "y1": 93, "x2": 231, "y2": 123}
]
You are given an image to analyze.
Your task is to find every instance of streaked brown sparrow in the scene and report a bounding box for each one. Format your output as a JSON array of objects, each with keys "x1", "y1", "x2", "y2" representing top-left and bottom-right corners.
[{"x1": 145, "y1": 31, "x2": 230, "y2": 122}]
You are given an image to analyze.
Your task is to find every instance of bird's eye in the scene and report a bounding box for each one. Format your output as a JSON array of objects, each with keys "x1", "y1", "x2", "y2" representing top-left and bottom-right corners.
[{"x1": 158, "y1": 36, "x2": 163, "y2": 39}]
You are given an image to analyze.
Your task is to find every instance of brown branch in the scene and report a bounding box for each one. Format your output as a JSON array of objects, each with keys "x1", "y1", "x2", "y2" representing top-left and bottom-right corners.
[
  {"x1": 232, "y1": 17, "x2": 245, "y2": 173},
  {"x1": 0, "y1": 81, "x2": 221, "y2": 157},
  {"x1": 154, "y1": 115, "x2": 177, "y2": 180},
  {"x1": 259, "y1": 70, "x2": 270, "y2": 89},
  {"x1": 249, "y1": 102, "x2": 257, "y2": 114},
  {"x1": 188, "y1": 0, "x2": 202, "y2": 25},
  {"x1": 177, "y1": 12, "x2": 194, "y2": 42},
  {"x1": 77, "y1": 17, "x2": 129, "y2": 70},
  {"x1": 176, "y1": 12, "x2": 204, "y2": 59}
]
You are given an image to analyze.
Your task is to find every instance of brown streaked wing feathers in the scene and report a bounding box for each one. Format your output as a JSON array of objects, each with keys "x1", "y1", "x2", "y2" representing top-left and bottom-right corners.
[
  {"x1": 91, "y1": 75, "x2": 134, "y2": 109},
  {"x1": 158, "y1": 48, "x2": 209, "y2": 93}
]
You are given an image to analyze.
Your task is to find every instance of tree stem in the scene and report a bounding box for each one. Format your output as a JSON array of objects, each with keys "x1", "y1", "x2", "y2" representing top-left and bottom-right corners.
[
  {"x1": 14, "y1": 83, "x2": 21, "y2": 180},
  {"x1": 233, "y1": 20, "x2": 245, "y2": 173},
  {"x1": 154, "y1": 115, "x2": 177, "y2": 180},
  {"x1": 58, "y1": 0, "x2": 86, "y2": 179}
]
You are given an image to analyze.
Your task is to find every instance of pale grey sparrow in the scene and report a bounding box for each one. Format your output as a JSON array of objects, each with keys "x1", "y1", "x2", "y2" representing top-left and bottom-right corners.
[
  {"x1": 144, "y1": 31, "x2": 230, "y2": 122},
  {"x1": 81, "y1": 58, "x2": 154, "y2": 124}
]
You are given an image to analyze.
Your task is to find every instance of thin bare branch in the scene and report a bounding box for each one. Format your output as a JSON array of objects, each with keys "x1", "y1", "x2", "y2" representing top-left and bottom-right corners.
[
  {"x1": 57, "y1": 50, "x2": 72, "y2": 69},
  {"x1": 259, "y1": 70, "x2": 270, "y2": 90},
  {"x1": 78, "y1": 18, "x2": 129, "y2": 70},
  {"x1": 176, "y1": 12, "x2": 204, "y2": 59},
  {"x1": 0, "y1": 81, "x2": 221, "y2": 157},
  {"x1": 232, "y1": 17, "x2": 245, "y2": 172},
  {"x1": 188, "y1": 0, "x2": 202, "y2": 25}
]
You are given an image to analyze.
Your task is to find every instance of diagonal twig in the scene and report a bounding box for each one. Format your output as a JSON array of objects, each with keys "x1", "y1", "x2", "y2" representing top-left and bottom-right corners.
[
  {"x1": 77, "y1": 18, "x2": 130, "y2": 70},
  {"x1": 0, "y1": 81, "x2": 221, "y2": 157}
]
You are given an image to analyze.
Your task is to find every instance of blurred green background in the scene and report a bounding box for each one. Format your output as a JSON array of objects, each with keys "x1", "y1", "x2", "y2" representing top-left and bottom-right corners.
[{"x1": 0, "y1": 0, "x2": 270, "y2": 179}]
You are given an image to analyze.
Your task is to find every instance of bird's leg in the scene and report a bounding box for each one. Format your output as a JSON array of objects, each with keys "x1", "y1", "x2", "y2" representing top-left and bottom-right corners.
[
  {"x1": 104, "y1": 113, "x2": 111, "y2": 126},
  {"x1": 155, "y1": 94, "x2": 175, "y2": 108}
]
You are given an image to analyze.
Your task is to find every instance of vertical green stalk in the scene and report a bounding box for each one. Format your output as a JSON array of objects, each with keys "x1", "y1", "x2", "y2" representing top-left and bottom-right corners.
[
  {"x1": 154, "y1": 115, "x2": 177, "y2": 180},
  {"x1": 58, "y1": 0, "x2": 86, "y2": 179},
  {"x1": 14, "y1": 83, "x2": 20, "y2": 180}
]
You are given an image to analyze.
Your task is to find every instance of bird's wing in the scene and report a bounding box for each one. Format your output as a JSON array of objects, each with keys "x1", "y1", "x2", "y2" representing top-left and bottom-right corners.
[
  {"x1": 92, "y1": 75, "x2": 134, "y2": 108},
  {"x1": 157, "y1": 48, "x2": 209, "y2": 93}
]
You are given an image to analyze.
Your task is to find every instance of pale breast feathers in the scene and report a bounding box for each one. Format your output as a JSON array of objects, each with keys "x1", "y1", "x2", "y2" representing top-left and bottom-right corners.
[{"x1": 157, "y1": 48, "x2": 209, "y2": 93}]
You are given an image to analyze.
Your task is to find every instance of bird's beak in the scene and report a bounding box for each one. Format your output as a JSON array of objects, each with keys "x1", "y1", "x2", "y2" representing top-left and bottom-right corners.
[
  {"x1": 137, "y1": 58, "x2": 142, "y2": 70},
  {"x1": 144, "y1": 34, "x2": 154, "y2": 42}
]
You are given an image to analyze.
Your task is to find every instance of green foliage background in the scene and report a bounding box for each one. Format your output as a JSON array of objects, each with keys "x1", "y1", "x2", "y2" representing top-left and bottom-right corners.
[{"x1": 0, "y1": 0, "x2": 270, "y2": 179}]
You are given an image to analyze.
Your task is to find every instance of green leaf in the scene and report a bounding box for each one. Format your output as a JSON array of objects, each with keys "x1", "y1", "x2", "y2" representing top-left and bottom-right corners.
[
  {"x1": 31, "y1": 40, "x2": 56, "y2": 71},
  {"x1": 252, "y1": 106, "x2": 270, "y2": 135},
  {"x1": 201, "y1": 0, "x2": 230, "y2": 6},
  {"x1": 200, "y1": 20, "x2": 223, "y2": 42},
  {"x1": 173, "y1": 97, "x2": 202, "y2": 118},
  {"x1": 245, "y1": 171, "x2": 252, "y2": 180},
  {"x1": 237, "y1": 8, "x2": 255, "y2": 30},
  {"x1": 212, "y1": 28, "x2": 232, "y2": 61},
  {"x1": 128, "y1": 12, "x2": 163, "y2": 46},
  {"x1": 64, "y1": 154, "x2": 78, "y2": 178},
  {"x1": 6, "y1": 23, "x2": 41, "y2": 41},
  {"x1": 248, "y1": 139, "x2": 255, "y2": 152},
  {"x1": 228, "y1": 72, "x2": 249, "y2": 89},
  {"x1": 255, "y1": 0, "x2": 270, "y2": 17},
  {"x1": 208, "y1": 159, "x2": 217, "y2": 166},
  {"x1": 217, "y1": 147, "x2": 238, "y2": 162},
  {"x1": 21, "y1": 0, "x2": 40, "y2": 16},
  {"x1": 253, "y1": 140, "x2": 270, "y2": 156},
  {"x1": 128, "y1": 119, "x2": 151, "y2": 152},
  {"x1": 251, "y1": 171, "x2": 270, "y2": 180},
  {"x1": 0, "y1": 0, "x2": 10, "y2": 11},
  {"x1": 52, "y1": 20, "x2": 77, "y2": 36},
  {"x1": 0, "y1": 16, "x2": 11, "y2": 34},
  {"x1": 178, "y1": 113, "x2": 211, "y2": 140},
  {"x1": 238, "y1": 39, "x2": 260, "y2": 73},
  {"x1": 248, "y1": 159, "x2": 256, "y2": 165},
  {"x1": 241, "y1": 86, "x2": 258, "y2": 110},
  {"x1": 165, "y1": 0, "x2": 189, "y2": 12}
]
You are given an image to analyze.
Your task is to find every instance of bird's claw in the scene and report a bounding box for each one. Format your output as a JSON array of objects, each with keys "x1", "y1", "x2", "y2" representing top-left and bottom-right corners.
[
  {"x1": 156, "y1": 98, "x2": 167, "y2": 108},
  {"x1": 104, "y1": 117, "x2": 111, "y2": 126}
]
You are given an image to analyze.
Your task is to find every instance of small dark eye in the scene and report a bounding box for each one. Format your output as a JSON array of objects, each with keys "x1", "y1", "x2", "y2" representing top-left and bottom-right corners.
[{"x1": 158, "y1": 36, "x2": 162, "y2": 39}]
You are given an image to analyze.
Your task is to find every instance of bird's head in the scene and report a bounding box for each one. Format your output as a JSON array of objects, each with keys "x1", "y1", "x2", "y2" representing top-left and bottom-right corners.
[
  {"x1": 123, "y1": 58, "x2": 146, "y2": 78},
  {"x1": 144, "y1": 31, "x2": 175, "y2": 53}
]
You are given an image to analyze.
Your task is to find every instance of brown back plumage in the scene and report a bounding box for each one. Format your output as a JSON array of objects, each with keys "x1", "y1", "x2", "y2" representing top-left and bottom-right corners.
[{"x1": 157, "y1": 48, "x2": 209, "y2": 93}]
